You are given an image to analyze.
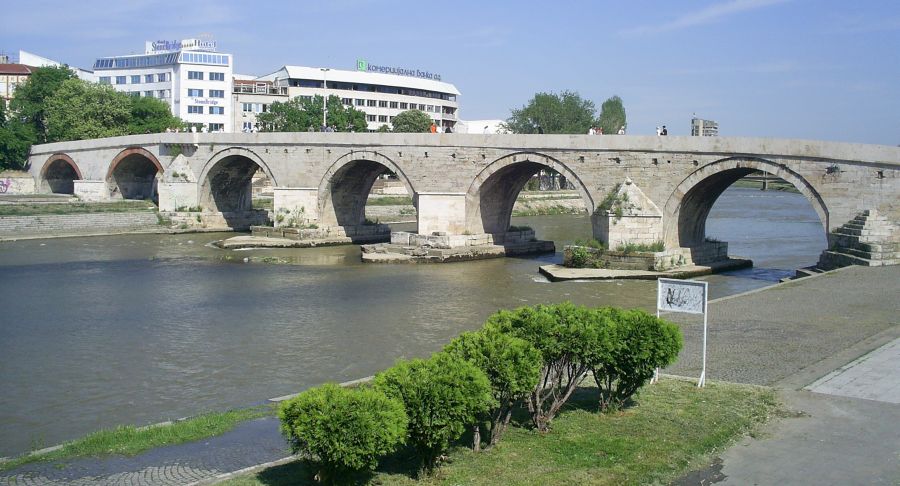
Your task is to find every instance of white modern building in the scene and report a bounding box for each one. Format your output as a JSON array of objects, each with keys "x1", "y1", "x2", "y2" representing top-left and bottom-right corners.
[
  {"x1": 92, "y1": 38, "x2": 233, "y2": 132},
  {"x1": 691, "y1": 117, "x2": 719, "y2": 137},
  {"x1": 253, "y1": 61, "x2": 460, "y2": 132}
]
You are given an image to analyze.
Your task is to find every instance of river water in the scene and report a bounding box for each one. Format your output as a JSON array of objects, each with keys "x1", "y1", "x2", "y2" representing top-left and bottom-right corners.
[{"x1": 0, "y1": 187, "x2": 825, "y2": 456}]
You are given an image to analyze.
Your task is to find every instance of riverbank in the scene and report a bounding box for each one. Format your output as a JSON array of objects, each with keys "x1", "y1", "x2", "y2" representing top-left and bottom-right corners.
[{"x1": 0, "y1": 264, "x2": 895, "y2": 484}]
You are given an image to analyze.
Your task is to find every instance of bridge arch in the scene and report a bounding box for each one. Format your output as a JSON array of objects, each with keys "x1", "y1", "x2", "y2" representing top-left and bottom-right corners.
[
  {"x1": 662, "y1": 156, "x2": 829, "y2": 248},
  {"x1": 40, "y1": 153, "x2": 82, "y2": 194},
  {"x1": 465, "y1": 152, "x2": 593, "y2": 237},
  {"x1": 106, "y1": 147, "x2": 163, "y2": 202},
  {"x1": 199, "y1": 147, "x2": 277, "y2": 213},
  {"x1": 317, "y1": 150, "x2": 415, "y2": 227}
]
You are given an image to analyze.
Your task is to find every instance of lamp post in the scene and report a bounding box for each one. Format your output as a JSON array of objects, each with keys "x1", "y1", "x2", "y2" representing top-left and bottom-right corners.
[{"x1": 320, "y1": 68, "x2": 330, "y2": 128}]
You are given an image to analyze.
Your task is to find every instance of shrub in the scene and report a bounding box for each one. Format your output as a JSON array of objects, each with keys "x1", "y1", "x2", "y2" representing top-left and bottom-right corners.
[
  {"x1": 591, "y1": 308, "x2": 683, "y2": 412},
  {"x1": 485, "y1": 303, "x2": 617, "y2": 432},
  {"x1": 373, "y1": 353, "x2": 493, "y2": 475},
  {"x1": 444, "y1": 327, "x2": 542, "y2": 447},
  {"x1": 278, "y1": 383, "x2": 407, "y2": 483}
]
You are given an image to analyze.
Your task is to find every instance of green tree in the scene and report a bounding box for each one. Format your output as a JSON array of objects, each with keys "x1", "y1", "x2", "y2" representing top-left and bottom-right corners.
[
  {"x1": 128, "y1": 96, "x2": 182, "y2": 134},
  {"x1": 591, "y1": 308, "x2": 682, "y2": 411},
  {"x1": 0, "y1": 118, "x2": 36, "y2": 170},
  {"x1": 278, "y1": 383, "x2": 407, "y2": 484},
  {"x1": 390, "y1": 109, "x2": 433, "y2": 133},
  {"x1": 44, "y1": 79, "x2": 131, "y2": 142},
  {"x1": 504, "y1": 90, "x2": 596, "y2": 134},
  {"x1": 376, "y1": 124, "x2": 391, "y2": 133},
  {"x1": 257, "y1": 96, "x2": 318, "y2": 132},
  {"x1": 486, "y1": 302, "x2": 617, "y2": 432},
  {"x1": 373, "y1": 352, "x2": 493, "y2": 475},
  {"x1": 9, "y1": 65, "x2": 77, "y2": 143},
  {"x1": 597, "y1": 95, "x2": 626, "y2": 136},
  {"x1": 444, "y1": 327, "x2": 542, "y2": 447}
]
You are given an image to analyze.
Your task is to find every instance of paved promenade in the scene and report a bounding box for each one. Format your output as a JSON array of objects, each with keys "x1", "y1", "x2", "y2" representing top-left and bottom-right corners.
[{"x1": 1, "y1": 265, "x2": 898, "y2": 485}]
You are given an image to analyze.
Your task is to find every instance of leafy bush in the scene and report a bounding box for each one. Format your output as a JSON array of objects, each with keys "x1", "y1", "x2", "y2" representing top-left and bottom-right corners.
[
  {"x1": 373, "y1": 353, "x2": 493, "y2": 475},
  {"x1": 574, "y1": 238, "x2": 606, "y2": 249},
  {"x1": 616, "y1": 240, "x2": 665, "y2": 254},
  {"x1": 591, "y1": 308, "x2": 683, "y2": 411},
  {"x1": 444, "y1": 327, "x2": 542, "y2": 447},
  {"x1": 485, "y1": 303, "x2": 617, "y2": 431},
  {"x1": 278, "y1": 383, "x2": 407, "y2": 483}
]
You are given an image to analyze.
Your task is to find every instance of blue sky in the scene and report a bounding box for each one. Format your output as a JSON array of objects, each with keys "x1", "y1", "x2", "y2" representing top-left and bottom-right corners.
[{"x1": 2, "y1": 0, "x2": 898, "y2": 144}]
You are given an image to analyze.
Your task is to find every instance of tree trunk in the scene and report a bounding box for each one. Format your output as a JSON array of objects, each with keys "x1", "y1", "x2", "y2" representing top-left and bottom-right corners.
[{"x1": 472, "y1": 424, "x2": 481, "y2": 452}]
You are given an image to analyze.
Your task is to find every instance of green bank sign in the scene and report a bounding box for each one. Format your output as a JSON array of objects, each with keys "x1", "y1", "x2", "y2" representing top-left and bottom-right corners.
[{"x1": 356, "y1": 58, "x2": 442, "y2": 81}]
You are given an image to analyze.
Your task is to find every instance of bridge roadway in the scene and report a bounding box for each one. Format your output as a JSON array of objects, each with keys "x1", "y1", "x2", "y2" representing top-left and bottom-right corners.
[{"x1": 25, "y1": 133, "x2": 900, "y2": 264}]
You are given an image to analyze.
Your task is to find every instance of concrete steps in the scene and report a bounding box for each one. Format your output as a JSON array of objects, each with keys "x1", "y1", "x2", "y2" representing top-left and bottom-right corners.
[{"x1": 818, "y1": 210, "x2": 900, "y2": 270}]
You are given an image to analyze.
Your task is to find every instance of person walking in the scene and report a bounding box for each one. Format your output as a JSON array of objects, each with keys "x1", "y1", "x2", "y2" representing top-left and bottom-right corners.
[
  {"x1": 661, "y1": 125, "x2": 668, "y2": 136},
  {"x1": 430, "y1": 122, "x2": 437, "y2": 134}
]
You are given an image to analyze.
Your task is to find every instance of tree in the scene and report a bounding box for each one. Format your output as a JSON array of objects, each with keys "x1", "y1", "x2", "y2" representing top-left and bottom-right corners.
[
  {"x1": 0, "y1": 118, "x2": 36, "y2": 170},
  {"x1": 504, "y1": 90, "x2": 596, "y2": 134},
  {"x1": 597, "y1": 95, "x2": 626, "y2": 136},
  {"x1": 591, "y1": 308, "x2": 682, "y2": 411},
  {"x1": 390, "y1": 109, "x2": 433, "y2": 133},
  {"x1": 9, "y1": 65, "x2": 77, "y2": 143},
  {"x1": 373, "y1": 352, "x2": 493, "y2": 475},
  {"x1": 485, "y1": 302, "x2": 617, "y2": 432},
  {"x1": 44, "y1": 79, "x2": 131, "y2": 142},
  {"x1": 258, "y1": 95, "x2": 366, "y2": 132},
  {"x1": 444, "y1": 327, "x2": 542, "y2": 447},
  {"x1": 376, "y1": 124, "x2": 391, "y2": 133},
  {"x1": 128, "y1": 96, "x2": 183, "y2": 134},
  {"x1": 278, "y1": 383, "x2": 407, "y2": 483}
]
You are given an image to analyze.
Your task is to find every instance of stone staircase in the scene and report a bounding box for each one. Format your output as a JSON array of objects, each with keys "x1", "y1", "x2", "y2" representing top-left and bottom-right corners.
[{"x1": 818, "y1": 210, "x2": 900, "y2": 269}]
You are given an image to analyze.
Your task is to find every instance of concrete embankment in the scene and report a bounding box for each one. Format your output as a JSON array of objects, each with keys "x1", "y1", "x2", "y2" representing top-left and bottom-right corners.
[{"x1": 0, "y1": 212, "x2": 162, "y2": 240}]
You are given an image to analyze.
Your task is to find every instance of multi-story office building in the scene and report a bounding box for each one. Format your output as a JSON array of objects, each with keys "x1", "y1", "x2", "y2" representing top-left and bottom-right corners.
[
  {"x1": 0, "y1": 63, "x2": 32, "y2": 102},
  {"x1": 252, "y1": 62, "x2": 460, "y2": 132},
  {"x1": 92, "y1": 38, "x2": 233, "y2": 132},
  {"x1": 231, "y1": 75, "x2": 288, "y2": 132},
  {"x1": 691, "y1": 117, "x2": 719, "y2": 137}
]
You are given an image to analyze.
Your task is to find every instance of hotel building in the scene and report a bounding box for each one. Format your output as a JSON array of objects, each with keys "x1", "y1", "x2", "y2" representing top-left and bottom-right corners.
[{"x1": 92, "y1": 38, "x2": 233, "y2": 132}]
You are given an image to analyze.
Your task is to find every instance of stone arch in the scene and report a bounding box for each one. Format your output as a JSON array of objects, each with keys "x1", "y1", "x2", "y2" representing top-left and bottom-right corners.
[
  {"x1": 662, "y1": 156, "x2": 829, "y2": 247},
  {"x1": 317, "y1": 150, "x2": 416, "y2": 227},
  {"x1": 465, "y1": 152, "x2": 593, "y2": 236},
  {"x1": 199, "y1": 147, "x2": 277, "y2": 213},
  {"x1": 40, "y1": 153, "x2": 82, "y2": 194},
  {"x1": 106, "y1": 147, "x2": 164, "y2": 201}
]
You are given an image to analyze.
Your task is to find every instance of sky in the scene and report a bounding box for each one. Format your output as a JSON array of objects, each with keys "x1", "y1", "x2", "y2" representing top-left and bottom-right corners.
[{"x1": 2, "y1": 0, "x2": 898, "y2": 144}]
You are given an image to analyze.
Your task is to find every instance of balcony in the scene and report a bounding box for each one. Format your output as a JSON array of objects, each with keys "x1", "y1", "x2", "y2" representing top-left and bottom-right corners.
[{"x1": 441, "y1": 112, "x2": 457, "y2": 120}]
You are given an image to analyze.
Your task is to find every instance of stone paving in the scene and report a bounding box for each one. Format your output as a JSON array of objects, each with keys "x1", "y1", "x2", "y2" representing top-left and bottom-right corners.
[
  {"x1": 807, "y1": 337, "x2": 900, "y2": 404},
  {"x1": 1, "y1": 264, "x2": 897, "y2": 485}
]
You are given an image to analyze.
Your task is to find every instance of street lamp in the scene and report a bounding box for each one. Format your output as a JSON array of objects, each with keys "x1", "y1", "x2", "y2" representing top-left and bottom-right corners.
[{"x1": 320, "y1": 68, "x2": 330, "y2": 128}]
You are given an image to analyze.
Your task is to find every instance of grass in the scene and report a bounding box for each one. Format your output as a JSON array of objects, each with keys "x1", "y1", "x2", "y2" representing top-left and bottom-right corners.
[
  {"x1": 253, "y1": 198, "x2": 275, "y2": 210},
  {"x1": 0, "y1": 200, "x2": 158, "y2": 217},
  {"x1": 367, "y1": 196, "x2": 414, "y2": 206},
  {"x1": 0, "y1": 406, "x2": 273, "y2": 473},
  {"x1": 574, "y1": 238, "x2": 607, "y2": 250},
  {"x1": 616, "y1": 241, "x2": 665, "y2": 254},
  {"x1": 222, "y1": 378, "x2": 778, "y2": 486},
  {"x1": 512, "y1": 204, "x2": 584, "y2": 217}
]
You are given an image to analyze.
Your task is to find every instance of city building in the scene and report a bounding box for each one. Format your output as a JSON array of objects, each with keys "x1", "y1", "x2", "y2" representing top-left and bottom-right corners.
[
  {"x1": 691, "y1": 117, "x2": 719, "y2": 137},
  {"x1": 252, "y1": 61, "x2": 460, "y2": 132},
  {"x1": 18, "y1": 50, "x2": 94, "y2": 81},
  {"x1": 92, "y1": 37, "x2": 233, "y2": 132},
  {"x1": 0, "y1": 63, "x2": 32, "y2": 102},
  {"x1": 231, "y1": 74, "x2": 288, "y2": 132}
]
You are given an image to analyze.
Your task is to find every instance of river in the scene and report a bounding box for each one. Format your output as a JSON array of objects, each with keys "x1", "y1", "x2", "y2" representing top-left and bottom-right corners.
[{"x1": 0, "y1": 187, "x2": 825, "y2": 456}]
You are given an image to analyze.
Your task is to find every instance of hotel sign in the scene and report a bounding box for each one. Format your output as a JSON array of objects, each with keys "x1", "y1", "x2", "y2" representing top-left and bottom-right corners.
[
  {"x1": 148, "y1": 37, "x2": 217, "y2": 53},
  {"x1": 356, "y1": 59, "x2": 441, "y2": 81}
]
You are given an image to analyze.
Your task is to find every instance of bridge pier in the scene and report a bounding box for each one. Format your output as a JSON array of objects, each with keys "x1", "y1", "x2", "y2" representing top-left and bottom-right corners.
[
  {"x1": 273, "y1": 187, "x2": 319, "y2": 227},
  {"x1": 157, "y1": 181, "x2": 198, "y2": 212},
  {"x1": 417, "y1": 192, "x2": 466, "y2": 235},
  {"x1": 73, "y1": 180, "x2": 108, "y2": 202}
]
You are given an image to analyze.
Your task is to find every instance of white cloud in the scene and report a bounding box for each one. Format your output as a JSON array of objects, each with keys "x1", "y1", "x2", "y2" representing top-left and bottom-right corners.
[{"x1": 621, "y1": 0, "x2": 791, "y2": 36}]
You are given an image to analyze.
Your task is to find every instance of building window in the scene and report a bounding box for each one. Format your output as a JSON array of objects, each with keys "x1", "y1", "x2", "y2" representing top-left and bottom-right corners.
[
  {"x1": 389, "y1": 101, "x2": 398, "y2": 109},
  {"x1": 158, "y1": 89, "x2": 168, "y2": 98},
  {"x1": 378, "y1": 100, "x2": 388, "y2": 108},
  {"x1": 99, "y1": 77, "x2": 111, "y2": 85},
  {"x1": 355, "y1": 99, "x2": 365, "y2": 106},
  {"x1": 116, "y1": 76, "x2": 126, "y2": 85},
  {"x1": 209, "y1": 89, "x2": 224, "y2": 98},
  {"x1": 209, "y1": 106, "x2": 224, "y2": 115},
  {"x1": 187, "y1": 88, "x2": 203, "y2": 97},
  {"x1": 144, "y1": 90, "x2": 153, "y2": 97},
  {"x1": 131, "y1": 75, "x2": 141, "y2": 84},
  {"x1": 399, "y1": 102, "x2": 408, "y2": 109},
  {"x1": 367, "y1": 99, "x2": 377, "y2": 107},
  {"x1": 378, "y1": 115, "x2": 388, "y2": 122},
  {"x1": 209, "y1": 123, "x2": 224, "y2": 132},
  {"x1": 144, "y1": 74, "x2": 154, "y2": 83},
  {"x1": 209, "y1": 72, "x2": 225, "y2": 81},
  {"x1": 129, "y1": 91, "x2": 140, "y2": 97},
  {"x1": 188, "y1": 71, "x2": 203, "y2": 80},
  {"x1": 426, "y1": 105, "x2": 434, "y2": 112},
  {"x1": 341, "y1": 98, "x2": 352, "y2": 106},
  {"x1": 366, "y1": 115, "x2": 376, "y2": 122},
  {"x1": 157, "y1": 73, "x2": 168, "y2": 82},
  {"x1": 418, "y1": 104, "x2": 426, "y2": 111},
  {"x1": 187, "y1": 106, "x2": 203, "y2": 114}
]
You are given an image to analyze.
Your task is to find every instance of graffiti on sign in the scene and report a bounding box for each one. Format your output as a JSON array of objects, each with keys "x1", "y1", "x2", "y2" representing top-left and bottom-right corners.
[
  {"x1": 657, "y1": 278, "x2": 706, "y2": 314},
  {"x1": 0, "y1": 179, "x2": 11, "y2": 194}
]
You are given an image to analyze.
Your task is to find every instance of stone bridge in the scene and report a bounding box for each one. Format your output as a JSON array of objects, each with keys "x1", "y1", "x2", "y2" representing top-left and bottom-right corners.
[{"x1": 26, "y1": 133, "x2": 900, "y2": 266}]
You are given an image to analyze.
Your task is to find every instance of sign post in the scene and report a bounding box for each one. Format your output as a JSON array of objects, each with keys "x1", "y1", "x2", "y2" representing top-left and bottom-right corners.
[{"x1": 656, "y1": 278, "x2": 709, "y2": 387}]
